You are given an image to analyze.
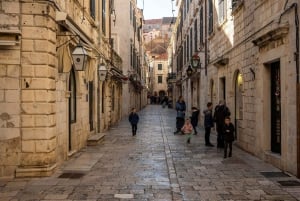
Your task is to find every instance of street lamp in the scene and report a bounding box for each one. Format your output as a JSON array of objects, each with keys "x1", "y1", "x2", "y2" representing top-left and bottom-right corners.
[
  {"x1": 191, "y1": 54, "x2": 201, "y2": 69},
  {"x1": 98, "y1": 63, "x2": 108, "y2": 81},
  {"x1": 186, "y1": 65, "x2": 193, "y2": 77},
  {"x1": 72, "y1": 43, "x2": 88, "y2": 71}
]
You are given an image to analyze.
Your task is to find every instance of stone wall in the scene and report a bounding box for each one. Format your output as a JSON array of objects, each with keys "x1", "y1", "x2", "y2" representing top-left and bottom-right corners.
[
  {"x1": 204, "y1": 0, "x2": 298, "y2": 174},
  {"x1": 0, "y1": 0, "x2": 21, "y2": 178}
]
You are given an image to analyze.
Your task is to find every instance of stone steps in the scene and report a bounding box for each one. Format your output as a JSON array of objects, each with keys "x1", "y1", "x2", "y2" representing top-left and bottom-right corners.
[{"x1": 87, "y1": 133, "x2": 105, "y2": 146}]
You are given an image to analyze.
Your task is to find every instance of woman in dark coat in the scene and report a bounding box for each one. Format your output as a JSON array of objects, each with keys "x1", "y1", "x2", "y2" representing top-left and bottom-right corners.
[{"x1": 174, "y1": 96, "x2": 186, "y2": 134}]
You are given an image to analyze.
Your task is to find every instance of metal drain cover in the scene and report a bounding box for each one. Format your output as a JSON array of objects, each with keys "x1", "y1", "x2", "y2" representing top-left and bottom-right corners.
[
  {"x1": 278, "y1": 180, "x2": 300, "y2": 187},
  {"x1": 58, "y1": 172, "x2": 85, "y2": 179},
  {"x1": 260, "y1": 171, "x2": 290, "y2": 178}
]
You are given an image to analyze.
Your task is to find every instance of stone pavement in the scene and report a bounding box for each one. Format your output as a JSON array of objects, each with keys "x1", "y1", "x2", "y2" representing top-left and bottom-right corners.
[{"x1": 1, "y1": 105, "x2": 300, "y2": 201}]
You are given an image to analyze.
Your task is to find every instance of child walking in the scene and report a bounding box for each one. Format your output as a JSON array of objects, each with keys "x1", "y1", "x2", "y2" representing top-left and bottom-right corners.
[
  {"x1": 190, "y1": 107, "x2": 200, "y2": 135},
  {"x1": 223, "y1": 116, "x2": 235, "y2": 158},
  {"x1": 129, "y1": 108, "x2": 139, "y2": 136},
  {"x1": 181, "y1": 118, "x2": 194, "y2": 144}
]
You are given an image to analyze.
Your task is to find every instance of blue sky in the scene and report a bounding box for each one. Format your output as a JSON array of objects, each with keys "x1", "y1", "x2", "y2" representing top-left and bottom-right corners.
[{"x1": 137, "y1": 0, "x2": 178, "y2": 19}]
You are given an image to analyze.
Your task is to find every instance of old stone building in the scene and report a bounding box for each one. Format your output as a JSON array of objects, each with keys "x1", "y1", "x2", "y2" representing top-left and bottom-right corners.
[
  {"x1": 173, "y1": 0, "x2": 300, "y2": 176},
  {"x1": 111, "y1": 0, "x2": 148, "y2": 116},
  {"x1": 0, "y1": 0, "x2": 124, "y2": 177},
  {"x1": 144, "y1": 18, "x2": 175, "y2": 102}
]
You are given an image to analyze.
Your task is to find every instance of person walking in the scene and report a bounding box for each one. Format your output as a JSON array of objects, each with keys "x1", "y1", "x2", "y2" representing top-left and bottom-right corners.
[
  {"x1": 213, "y1": 100, "x2": 231, "y2": 148},
  {"x1": 203, "y1": 102, "x2": 214, "y2": 147},
  {"x1": 161, "y1": 95, "x2": 169, "y2": 108},
  {"x1": 181, "y1": 118, "x2": 194, "y2": 144},
  {"x1": 223, "y1": 116, "x2": 235, "y2": 158},
  {"x1": 174, "y1": 96, "x2": 186, "y2": 134},
  {"x1": 129, "y1": 108, "x2": 139, "y2": 136},
  {"x1": 190, "y1": 106, "x2": 200, "y2": 135}
]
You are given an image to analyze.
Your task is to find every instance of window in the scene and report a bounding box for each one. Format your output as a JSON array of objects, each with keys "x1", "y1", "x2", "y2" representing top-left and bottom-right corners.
[
  {"x1": 130, "y1": 2, "x2": 133, "y2": 22},
  {"x1": 186, "y1": 35, "x2": 189, "y2": 63},
  {"x1": 186, "y1": 0, "x2": 190, "y2": 12},
  {"x1": 208, "y1": 0, "x2": 214, "y2": 34},
  {"x1": 190, "y1": 28, "x2": 193, "y2": 57},
  {"x1": 69, "y1": 69, "x2": 76, "y2": 123},
  {"x1": 194, "y1": 19, "x2": 198, "y2": 51},
  {"x1": 158, "y1": 64, "x2": 162, "y2": 70},
  {"x1": 158, "y1": 75, "x2": 163, "y2": 84},
  {"x1": 200, "y1": 7, "x2": 204, "y2": 45},
  {"x1": 184, "y1": 40, "x2": 186, "y2": 65},
  {"x1": 90, "y1": 0, "x2": 95, "y2": 19},
  {"x1": 102, "y1": 0, "x2": 106, "y2": 34},
  {"x1": 218, "y1": 0, "x2": 226, "y2": 24},
  {"x1": 130, "y1": 44, "x2": 133, "y2": 67}
]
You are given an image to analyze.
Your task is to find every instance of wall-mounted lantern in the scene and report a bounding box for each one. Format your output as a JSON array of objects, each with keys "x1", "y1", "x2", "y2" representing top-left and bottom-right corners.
[
  {"x1": 191, "y1": 54, "x2": 201, "y2": 68},
  {"x1": 186, "y1": 65, "x2": 193, "y2": 77},
  {"x1": 72, "y1": 43, "x2": 88, "y2": 71},
  {"x1": 98, "y1": 63, "x2": 108, "y2": 81}
]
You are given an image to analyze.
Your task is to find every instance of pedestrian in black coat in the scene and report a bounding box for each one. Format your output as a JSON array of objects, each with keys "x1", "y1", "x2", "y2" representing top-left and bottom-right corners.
[
  {"x1": 190, "y1": 107, "x2": 199, "y2": 135},
  {"x1": 129, "y1": 108, "x2": 139, "y2": 136},
  {"x1": 174, "y1": 96, "x2": 186, "y2": 134},
  {"x1": 203, "y1": 102, "x2": 214, "y2": 146},
  {"x1": 223, "y1": 116, "x2": 235, "y2": 158},
  {"x1": 213, "y1": 100, "x2": 231, "y2": 148}
]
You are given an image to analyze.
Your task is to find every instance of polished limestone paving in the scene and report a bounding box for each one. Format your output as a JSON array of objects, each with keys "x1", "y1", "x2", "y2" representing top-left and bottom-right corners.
[{"x1": 1, "y1": 105, "x2": 300, "y2": 201}]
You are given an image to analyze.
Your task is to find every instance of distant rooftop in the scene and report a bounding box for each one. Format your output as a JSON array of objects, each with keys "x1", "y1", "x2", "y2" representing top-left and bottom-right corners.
[
  {"x1": 144, "y1": 19, "x2": 162, "y2": 24},
  {"x1": 162, "y1": 17, "x2": 176, "y2": 24}
]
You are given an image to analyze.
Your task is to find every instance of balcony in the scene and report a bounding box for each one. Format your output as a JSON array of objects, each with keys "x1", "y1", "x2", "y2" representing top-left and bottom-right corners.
[{"x1": 111, "y1": 49, "x2": 122, "y2": 71}]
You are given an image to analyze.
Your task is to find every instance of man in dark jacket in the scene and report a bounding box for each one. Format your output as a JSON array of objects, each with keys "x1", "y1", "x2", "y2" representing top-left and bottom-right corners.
[
  {"x1": 203, "y1": 102, "x2": 214, "y2": 146},
  {"x1": 214, "y1": 100, "x2": 231, "y2": 148},
  {"x1": 129, "y1": 108, "x2": 139, "y2": 136},
  {"x1": 174, "y1": 96, "x2": 186, "y2": 134}
]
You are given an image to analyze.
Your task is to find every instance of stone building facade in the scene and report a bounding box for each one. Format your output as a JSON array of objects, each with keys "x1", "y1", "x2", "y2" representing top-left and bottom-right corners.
[
  {"x1": 173, "y1": 0, "x2": 300, "y2": 176},
  {"x1": 0, "y1": 0, "x2": 124, "y2": 178},
  {"x1": 151, "y1": 54, "x2": 169, "y2": 98},
  {"x1": 111, "y1": 0, "x2": 148, "y2": 116}
]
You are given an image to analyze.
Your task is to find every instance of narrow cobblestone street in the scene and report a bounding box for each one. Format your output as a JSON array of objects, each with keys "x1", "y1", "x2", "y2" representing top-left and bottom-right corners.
[{"x1": 1, "y1": 105, "x2": 300, "y2": 201}]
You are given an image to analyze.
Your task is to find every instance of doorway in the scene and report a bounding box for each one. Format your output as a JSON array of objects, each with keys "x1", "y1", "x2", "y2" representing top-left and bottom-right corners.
[
  {"x1": 219, "y1": 77, "x2": 226, "y2": 101},
  {"x1": 68, "y1": 69, "x2": 76, "y2": 151},
  {"x1": 270, "y1": 61, "x2": 281, "y2": 154},
  {"x1": 88, "y1": 81, "x2": 94, "y2": 131},
  {"x1": 234, "y1": 71, "x2": 243, "y2": 139}
]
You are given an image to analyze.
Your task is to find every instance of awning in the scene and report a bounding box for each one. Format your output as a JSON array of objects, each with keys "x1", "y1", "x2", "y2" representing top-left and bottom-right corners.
[
  {"x1": 85, "y1": 58, "x2": 96, "y2": 81},
  {"x1": 110, "y1": 67, "x2": 128, "y2": 82},
  {"x1": 57, "y1": 36, "x2": 72, "y2": 73}
]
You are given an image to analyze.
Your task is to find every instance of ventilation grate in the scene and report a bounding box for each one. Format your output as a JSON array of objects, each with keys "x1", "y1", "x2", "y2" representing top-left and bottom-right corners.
[
  {"x1": 58, "y1": 172, "x2": 85, "y2": 179},
  {"x1": 260, "y1": 171, "x2": 290, "y2": 178}
]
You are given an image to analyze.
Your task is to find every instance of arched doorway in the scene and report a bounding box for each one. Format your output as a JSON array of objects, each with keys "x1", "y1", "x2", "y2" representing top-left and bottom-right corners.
[{"x1": 234, "y1": 71, "x2": 244, "y2": 140}]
